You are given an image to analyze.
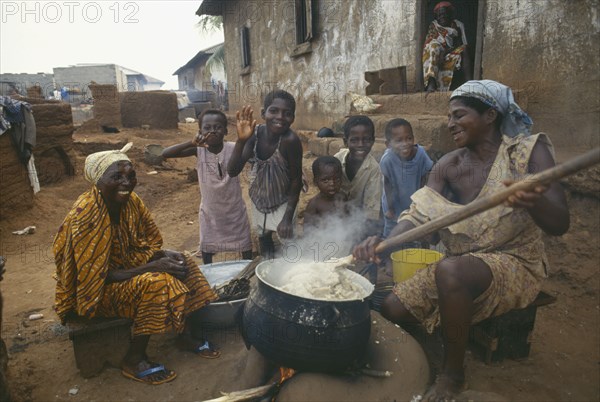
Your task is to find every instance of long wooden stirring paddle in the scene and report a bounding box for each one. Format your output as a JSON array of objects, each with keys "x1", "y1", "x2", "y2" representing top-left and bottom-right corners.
[
  {"x1": 333, "y1": 148, "x2": 599, "y2": 265},
  {"x1": 375, "y1": 147, "x2": 600, "y2": 255}
]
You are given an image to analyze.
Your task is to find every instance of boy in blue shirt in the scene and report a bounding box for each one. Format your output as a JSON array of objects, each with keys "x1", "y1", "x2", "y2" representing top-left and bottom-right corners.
[{"x1": 380, "y1": 118, "x2": 434, "y2": 238}]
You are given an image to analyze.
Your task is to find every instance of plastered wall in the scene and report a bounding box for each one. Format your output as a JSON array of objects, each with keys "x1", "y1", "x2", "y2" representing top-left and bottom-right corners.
[
  {"x1": 221, "y1": 0, "x2": 418, "y2": 129},
  {"x1": 482, "y1": 0, "x2": 599, "y2": 149},
  {"x1": 216, "y1": 0, "x2": 598, "y2": 151}
]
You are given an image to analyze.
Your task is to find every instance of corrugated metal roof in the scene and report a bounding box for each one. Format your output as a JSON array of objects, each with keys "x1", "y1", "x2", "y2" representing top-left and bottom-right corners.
[
  {"x1": 172, "y1": 43, "x2": 224, "y2": 75},
  {"x1": 196, "y1": 0, "x2": 224, "y2": 16},
  {"x1": 118, "y1": 66, "x2": 165, "y2": 85}
]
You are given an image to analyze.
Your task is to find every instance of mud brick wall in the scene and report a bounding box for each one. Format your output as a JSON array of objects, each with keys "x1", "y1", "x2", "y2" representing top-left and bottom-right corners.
[
  {"x1": 26, "y1": 85, "x2": 43, "y2": 99},
  {"x1": 0, "y1": 134, "x2": 34, "y2": 219},
  {"x1": 120, "y1": 91, "x2": 178, "y2": 129},
  {"x1": 14, "y1": 96, "x2": 76, "y2": 183},
  {"x1": 28, "y1": 103, "x2": 75, "y2": 151},
  {"x1": 33, "y1": 102, "x2": 76, "y2": 183},
  {"x1": 89, "y1": 84, "x2": 121, "y2": 127}
]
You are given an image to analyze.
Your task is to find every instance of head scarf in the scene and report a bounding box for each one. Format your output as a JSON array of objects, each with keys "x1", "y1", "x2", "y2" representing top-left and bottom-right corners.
[
  {"x1": 434, "y1": 1, "x2": 454, "y2": 13},
  {"x1": 450, "y1": 80, "x2": 533, "y2": 137},
  {"x1": 84, "y1": 142, "x2": 133, "y2": 184}
]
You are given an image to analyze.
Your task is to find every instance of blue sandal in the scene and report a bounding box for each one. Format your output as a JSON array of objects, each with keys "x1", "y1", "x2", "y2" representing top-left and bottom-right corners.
[
  {"x1": 122, "y1": 363, "x2": 177, "y2": 385},
  {"x1": 194, "y1": 340, "x2": 221, "y2": 359}
]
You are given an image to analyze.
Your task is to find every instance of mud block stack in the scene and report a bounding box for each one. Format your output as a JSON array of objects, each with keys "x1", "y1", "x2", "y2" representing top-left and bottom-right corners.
[
  {"x1": 89, "y1": 84, "x2": 122, "y2": 128},
  {"x1": 0, "y1": 134, "x2": 33, "y2": 219},
  {"x1": 120, "y1": 91, "x2": 179, "y2": 129},
  {"x1": 26, "y1": 85, "x2": 43, "y2": 99},
  {"x1": 17, "y1": 96, "x2": 76, "y2": 184},
  {"x1": 28, "y1": 101, "x2": 75, "y2": 152}
]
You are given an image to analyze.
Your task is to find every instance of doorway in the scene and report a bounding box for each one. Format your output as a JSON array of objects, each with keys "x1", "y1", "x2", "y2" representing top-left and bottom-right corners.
[{"x1": 414, "y1": 0, "x2": 484, "y2": 92}]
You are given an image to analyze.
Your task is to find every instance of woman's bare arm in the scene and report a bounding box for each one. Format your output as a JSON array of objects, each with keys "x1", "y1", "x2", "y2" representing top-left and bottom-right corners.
[{"x1": 505, "y1": 141, "x2": 570, "y2": 235}]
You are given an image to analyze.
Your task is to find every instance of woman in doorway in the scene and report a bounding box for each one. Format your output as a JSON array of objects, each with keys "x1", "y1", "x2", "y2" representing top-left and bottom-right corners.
[{"x1": 423, "y1": 1, "x2": 473, "y2": 92}]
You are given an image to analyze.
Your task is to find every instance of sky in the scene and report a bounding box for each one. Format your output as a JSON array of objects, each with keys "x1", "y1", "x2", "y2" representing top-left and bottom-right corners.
[{"x1": 0, "y1": 0, "x2": 223, "y2": 90}]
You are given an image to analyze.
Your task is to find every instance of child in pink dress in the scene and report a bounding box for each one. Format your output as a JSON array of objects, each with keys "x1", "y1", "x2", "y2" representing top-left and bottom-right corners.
[{"x1": 163, "y1": 110, "x2": 252, "y2": 264}]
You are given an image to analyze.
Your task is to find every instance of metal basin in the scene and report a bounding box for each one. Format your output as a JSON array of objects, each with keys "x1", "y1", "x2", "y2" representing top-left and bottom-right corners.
[
  {"x1": 144, "y1": 144, "x2": 165, "y2": 165},
  {"x1": 195, "y1": 260, "x2": 251, "y2": 328}
]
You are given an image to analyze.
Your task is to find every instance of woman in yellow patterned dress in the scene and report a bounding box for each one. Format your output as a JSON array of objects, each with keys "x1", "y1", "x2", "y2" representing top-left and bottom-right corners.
[
  {"x1": 54, "y1": 144, "x2": 219, "y2": 385},
  {"x1": 354, "y1": 80, "x2": 569, "y2": 401}
]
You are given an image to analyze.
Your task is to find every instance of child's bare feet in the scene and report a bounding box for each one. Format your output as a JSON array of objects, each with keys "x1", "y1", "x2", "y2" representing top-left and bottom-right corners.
[{"x1": 423, "y1": 373, "x2": 466, "y2": 402}]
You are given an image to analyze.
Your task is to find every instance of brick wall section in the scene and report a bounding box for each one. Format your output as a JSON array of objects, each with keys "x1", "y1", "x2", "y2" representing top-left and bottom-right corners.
[
  {"x1": 14, "y1": 96, "x2": 76, "y2": 184},
  {"x1": 26, "y1": 86, "x2": 43, "y2": 99},
  {"x1": 31, "y1": 103, "x2": 75, "y2": 154},
  {"x1": 89, "y1": 84, "x2": 122, "y2": 128},
  {"x1": 16, "y1": 96, "x2": 75, "y2": 153},
  {"x1": 120, "y1": 91, "x2": 179, "y2": 129}
]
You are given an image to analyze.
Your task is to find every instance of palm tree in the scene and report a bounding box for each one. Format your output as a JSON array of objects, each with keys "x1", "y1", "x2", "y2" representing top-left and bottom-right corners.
[{"x1": 196, "y1": 15, "x2": 225, "y2": 78}]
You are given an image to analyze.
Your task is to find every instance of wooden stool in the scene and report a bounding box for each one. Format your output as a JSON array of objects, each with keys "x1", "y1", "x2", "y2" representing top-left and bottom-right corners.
[
  {"x1": 67, "y1": 316, "x2": 133, "y2": 378},
  {"x1": 470, "y1": 291, "x2": 556, "y2": 364}
]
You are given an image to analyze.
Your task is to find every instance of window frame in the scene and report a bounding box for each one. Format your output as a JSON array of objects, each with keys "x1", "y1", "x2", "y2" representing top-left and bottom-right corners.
[
  {"x1": 240, "y1": 25, "x2": 251, "y2": 71},
  {"x1": 295, "y1": 0, "x2": 313, "y2": 45},
  {"x1": 291, "y1": 0, "x2": 315, "y2": 58}
]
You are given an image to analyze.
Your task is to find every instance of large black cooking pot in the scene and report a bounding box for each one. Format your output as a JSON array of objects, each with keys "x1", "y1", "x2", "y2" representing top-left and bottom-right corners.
[{"x1": 242, "y1": 259, "x2": 374, "y2": 372}]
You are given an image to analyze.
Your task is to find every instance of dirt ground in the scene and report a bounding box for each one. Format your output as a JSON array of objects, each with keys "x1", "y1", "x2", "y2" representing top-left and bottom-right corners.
[{"x1": 0, "y1": 123, "x2": 598, "y2": 401}]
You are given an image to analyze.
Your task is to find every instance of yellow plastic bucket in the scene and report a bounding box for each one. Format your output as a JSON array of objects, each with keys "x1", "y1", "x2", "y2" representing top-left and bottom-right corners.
[{"x1": 390, "y1": 248, "x2": 444, "y2": 283}]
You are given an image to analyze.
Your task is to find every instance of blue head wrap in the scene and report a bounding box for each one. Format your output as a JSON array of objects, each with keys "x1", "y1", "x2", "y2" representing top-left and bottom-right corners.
[{"x1": 451, "y1": 80, "x2": 533, "y2": 137}]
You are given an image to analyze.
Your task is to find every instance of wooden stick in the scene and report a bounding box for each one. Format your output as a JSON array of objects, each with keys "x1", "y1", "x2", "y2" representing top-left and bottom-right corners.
[
  {"x1": 214, "y1": 257, "x2": 261, "y2": 294},
  {"x1": 235, "y1": 256, "x2": 262, "y2": 280},
  {"x1": 202, "y1": 382, "x2": 277, "y2": 402},
  {"x1": 376, "y1": 147, "x2": 600, "y2": 255}
]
